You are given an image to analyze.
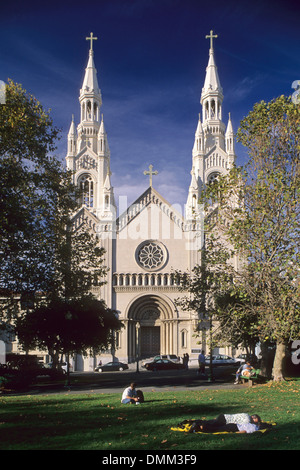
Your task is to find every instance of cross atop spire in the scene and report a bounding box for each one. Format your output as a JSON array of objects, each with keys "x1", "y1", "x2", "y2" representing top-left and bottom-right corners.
[
  {"x1": 143, "y1": 164, "x2": 158, "y2": 187},
  {"x1": 86, "y1": 32, "x2": 98, "y2": 51},
  {"x1": 205, "y1": 30, "x2": 218, "y2": 51}
]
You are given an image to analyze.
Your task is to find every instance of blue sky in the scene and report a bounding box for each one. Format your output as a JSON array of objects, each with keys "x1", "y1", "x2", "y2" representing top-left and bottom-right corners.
[{"x1": 1, "y1": 0, "x2": 299, "y2": 211}]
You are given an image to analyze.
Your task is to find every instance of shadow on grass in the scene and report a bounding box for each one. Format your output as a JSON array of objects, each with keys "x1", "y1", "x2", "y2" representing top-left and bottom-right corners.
[{"x1": 1, "y1": 384, "x2": 299, "y2": 450}]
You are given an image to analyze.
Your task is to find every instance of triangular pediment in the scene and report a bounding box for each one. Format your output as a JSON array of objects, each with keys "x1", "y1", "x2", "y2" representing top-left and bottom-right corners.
[
  {"x1": 71, "y1": 206, "x2": 99, "y2": 233},
  {"x1": 74, "y1": 146, "x2": 98, "y2": 173},
  {"x1": 117, "y1": 186, "x2": 185, "y2": 233},
  {"x1": 205, "y1": 144, "x2": 228, "y2": 159},
  {"x1": 205, "y1": 145, "x2": 230, "y2": 178}
]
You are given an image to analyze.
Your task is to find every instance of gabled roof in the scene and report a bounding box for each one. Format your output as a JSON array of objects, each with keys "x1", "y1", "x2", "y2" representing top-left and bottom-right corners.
[
  {"x1": 205, "y1": 144, "x2": 229, "y2": 159},
  {"x1": 71, "y1": 206, "x2": 99, "y2": 233},
  {"x1": 117, "y1": 186, "x2": 186, "y2": 233}
]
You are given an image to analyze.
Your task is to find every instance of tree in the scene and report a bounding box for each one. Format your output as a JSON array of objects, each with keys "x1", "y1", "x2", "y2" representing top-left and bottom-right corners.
[
  {"x1": 203, "y1": 95, "x2": 300, "y2": 381},
  {"x1": 0, "y1": 80, "x2": 76, "y2": 314},
  {"x1": 16, "y1": 296, "x2": 123, "y2": 370},
  {"x1": 214, "y1": 286, "x2": 260, "y2": 355},
  {"x1": 0, "y1": 80, "x2": 107, "y2": 313},
  {"x1": 175, "y1": 232, "x2": 234, "y2": 379}
]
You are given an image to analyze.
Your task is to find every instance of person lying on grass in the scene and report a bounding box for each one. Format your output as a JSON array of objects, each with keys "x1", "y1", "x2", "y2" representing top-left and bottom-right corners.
[{"x1": 184, "y1": 413, "x2": 263, "y2": 434}]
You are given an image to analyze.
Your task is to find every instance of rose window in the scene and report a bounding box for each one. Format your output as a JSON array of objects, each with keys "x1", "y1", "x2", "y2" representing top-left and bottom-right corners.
[{"x1": 137, "y1": 242, "x2": 165, "y2": 270}]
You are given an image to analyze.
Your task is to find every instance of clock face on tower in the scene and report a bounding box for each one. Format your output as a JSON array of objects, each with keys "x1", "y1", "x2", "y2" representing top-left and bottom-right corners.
[{"x1": 135, "y1": 241, "x2": 168, "y2": 271}]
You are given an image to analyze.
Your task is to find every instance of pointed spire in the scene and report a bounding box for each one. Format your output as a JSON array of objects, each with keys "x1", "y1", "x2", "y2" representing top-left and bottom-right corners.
[
  {"x1": 67, "y1": 114, "x2": 77, "y2": 157},
  {"x1": 186, "y1": 168, "x2": 201, "y2": 221},
  {"x1": 99, "y1": 113, "x2": 105, "y2": 134},
  {"x1": 80, "y1": 49, "x2": 100, "y2": 96},
  {"x1": 201, "y1": 46, "x2": 223, "y2": 102},
  {"x1": 98, "y1": 114, "x2": 110, "y2": 156},
  {"x1": 79, "y1": 32, "x2": 101, "y2": 103},
  {"x1": 103, "y1": 168, "x2": 116, "y2": 216},
  {"x1": 225, "y1": 112, "x2": 235, "y2": 157},
  {"x1": 68, "y1": 114, "x2": 76, "y2": 136},
  {"x1": 189, "y1": 167, "x2": 199, "y2": 191},
  {"x1": 104, "y1": 170, "x2": 112, "y2": 190},
  {"x1": 195, "y1": 113, "x2": 203, "y2": 134},
  {"x1": 192, "y1": 114, "x2": 204, "y2": 157},
  {"x1": 200, "y1": 30, "x2": 225, "y2": 150},
  {"x1": 225, "y1": 112, "x2": 233, "y2": 135}
]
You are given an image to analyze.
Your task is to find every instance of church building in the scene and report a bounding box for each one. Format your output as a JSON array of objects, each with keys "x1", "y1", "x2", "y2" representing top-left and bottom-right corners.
[{"x1": 66, "y1": 31, "x2": 236, "y2": 371}]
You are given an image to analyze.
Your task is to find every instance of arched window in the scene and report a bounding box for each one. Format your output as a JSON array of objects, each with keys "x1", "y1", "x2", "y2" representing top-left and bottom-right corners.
[
  {"x1": 87, "y1": 101, "x2": 92, "y2": 120},
  {"x1": 205, "y1": 101, "x2": 209, "y2": 120},
  {"x1": 181, "y1": 329, "x2": 187, "y2": 348},
  {"x1": 93, "y1": 102, "x2": 98, "y2": 121},
  {"x1": 79, "y1": 174, "x2": 94, "y2": 208},
  {"x1": 81, "y1": 102, "x2": 85, "y2": 121}
]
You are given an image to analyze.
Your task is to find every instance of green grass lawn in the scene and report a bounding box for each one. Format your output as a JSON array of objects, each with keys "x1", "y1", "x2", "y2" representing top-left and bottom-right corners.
[{"x1": 0, "y1": 379, "x2": 299, "y2": 451}]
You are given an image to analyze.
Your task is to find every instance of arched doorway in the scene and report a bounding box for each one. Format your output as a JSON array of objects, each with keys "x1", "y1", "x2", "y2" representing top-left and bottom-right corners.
[{"x1": 126, "y1": 294, "x2": 177, "y2": 361}]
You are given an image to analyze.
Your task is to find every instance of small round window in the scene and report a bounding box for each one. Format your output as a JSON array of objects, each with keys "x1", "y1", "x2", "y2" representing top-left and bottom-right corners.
[
  {"x1": 207, "y1": 172, "x2": 220, "y2": 185},
  {"x1": 136, "y1": 241, "x2": 167, "y2": 271}
]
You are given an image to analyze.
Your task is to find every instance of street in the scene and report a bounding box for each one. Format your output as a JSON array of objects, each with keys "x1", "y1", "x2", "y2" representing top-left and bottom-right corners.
[{"x1": 31, "y1": 364, "x2": 241, "y2": 395}]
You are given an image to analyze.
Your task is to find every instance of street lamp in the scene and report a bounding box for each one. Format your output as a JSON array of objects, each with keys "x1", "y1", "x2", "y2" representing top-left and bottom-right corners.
[
  {"x1": 65, "y1": 310, "x2": 72, "y2": 388},
  {"x1": 135, "y1": 321, "x2": 140, "y2": 373},
  {"x1": 207, "y1": 316, "x2": 215, "y2": 382}
]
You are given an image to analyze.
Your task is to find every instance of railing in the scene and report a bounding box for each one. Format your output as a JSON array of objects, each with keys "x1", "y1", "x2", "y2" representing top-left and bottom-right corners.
[{"x1": 113, "y1": 272, "x2": 180, "y2": 289}]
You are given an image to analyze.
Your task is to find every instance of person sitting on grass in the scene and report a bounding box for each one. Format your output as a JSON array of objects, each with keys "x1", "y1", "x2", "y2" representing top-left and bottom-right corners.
[{"x1": 121, "y1": 382, "x2": 143, "y2": 404}]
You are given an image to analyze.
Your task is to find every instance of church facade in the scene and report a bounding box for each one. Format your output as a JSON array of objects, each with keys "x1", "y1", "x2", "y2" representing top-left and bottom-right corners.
[{"x1": 66, "y1": 32, "x2": 236, "y2": 371}]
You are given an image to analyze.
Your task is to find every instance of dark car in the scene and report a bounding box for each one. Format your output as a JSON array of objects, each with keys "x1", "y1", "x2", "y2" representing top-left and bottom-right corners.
[
  {"x1": 145, "y1": 359, "x2": 185, "y2": 371},
  {"x1": 94, "y1": 361, "x2": 129, "y2": 372}
]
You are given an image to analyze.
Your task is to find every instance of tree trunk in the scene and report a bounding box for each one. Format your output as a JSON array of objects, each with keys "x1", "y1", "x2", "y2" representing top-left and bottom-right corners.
[
  {"x1": 272, "y1": 341, "x2": 287, "y2": 382},
  {"x1": 260, "y1": 341, "x2": 274, "y2": 379},
  {"x1": 49, "y1": 349, "x2": 60, "y2": 369}
]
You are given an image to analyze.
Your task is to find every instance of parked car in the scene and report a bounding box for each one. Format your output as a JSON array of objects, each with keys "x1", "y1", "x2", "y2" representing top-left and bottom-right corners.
[
  {"x1": 94, "y1": 361, "x2": 129, "y2": 372},
  {"x1": 236, "y1": 354, "x2": 247, "y2": 364},
  {"x1": 142, "y1": 354, "x2": 180, "y2": 367},
  {"x1": 205, "y1": 355, "x2": 239, "y2": 366},
  {"x1": 236, "y1": 353, "x2": 259, "y2": 366},
  {"x1": 145, "y1": 358, "x2": 185, "y2": 371},
  {"x1": 45, "y1": 362, "x2": 72, "y2": 374},
  {"x1": 154, "y1": 354, "x2": 180, "y2": 363}
]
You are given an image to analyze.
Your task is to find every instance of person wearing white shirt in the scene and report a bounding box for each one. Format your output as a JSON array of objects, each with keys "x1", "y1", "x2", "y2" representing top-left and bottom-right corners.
[
  {"x1": 121, "y1": 382, "x2": 139, "y2": 404},
  {"x1": 190, "y1": 413, "x2": 262, "y2": 433}
]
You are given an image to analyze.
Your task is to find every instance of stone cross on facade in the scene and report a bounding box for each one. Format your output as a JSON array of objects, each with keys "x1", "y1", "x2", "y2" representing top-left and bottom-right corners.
[
  {"x1": 205, "y1": 30, "x2": 218, "y2": 50},
  {"x1": 143, "y1": 164, "x2": 158, "y2": 187},
  {"x1": 86, "y1": 32, "x2": 98, "y2": 51}
]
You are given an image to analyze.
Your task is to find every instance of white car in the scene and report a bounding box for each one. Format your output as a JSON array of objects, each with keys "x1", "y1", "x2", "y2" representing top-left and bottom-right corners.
[
  {"x1": 205, "y1": 355, "x2": 239, "y2": 366},
  {"x1": 45, "y1": 362, "x2": 72, "y2": 374}
]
